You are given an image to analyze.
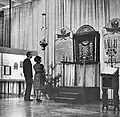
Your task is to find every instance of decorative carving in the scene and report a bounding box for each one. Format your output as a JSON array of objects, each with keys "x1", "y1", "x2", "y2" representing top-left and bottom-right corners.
[
  {"x1": 76, "y1": 25, "x2": 95, "y2": 34},
  {"x1": 56, "y1": 27, "x2": 72, "y2": 41},
  {"x1": 104, "y1": 18, "x2": 120, "y2": 34},
  {"x1": 78, "y1": 42, "x2": 93, "y2": 62}
]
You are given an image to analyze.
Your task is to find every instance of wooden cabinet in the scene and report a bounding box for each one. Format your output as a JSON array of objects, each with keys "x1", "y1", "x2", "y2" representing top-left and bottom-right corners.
[
  {"x1": 73, "y1": 31, "x2": 100, "y2": 63},
  {"x1": 73, "y1": 25, "x2": 100, "y2": 87}
]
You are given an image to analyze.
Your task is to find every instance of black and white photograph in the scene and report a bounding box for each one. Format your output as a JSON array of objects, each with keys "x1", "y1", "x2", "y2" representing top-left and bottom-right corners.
[{"x1": 0, "y1": 0, "x2": 120, "y2": 117}]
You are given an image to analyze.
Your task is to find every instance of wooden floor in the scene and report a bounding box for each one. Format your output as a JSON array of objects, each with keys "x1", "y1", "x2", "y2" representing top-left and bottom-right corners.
[{"x1": 0, "y1": 95, "x2": 120, "y2": 117}]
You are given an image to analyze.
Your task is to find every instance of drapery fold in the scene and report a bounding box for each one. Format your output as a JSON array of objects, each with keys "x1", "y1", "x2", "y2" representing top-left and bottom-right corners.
[
  {"x1": 3, "y1": 0, "x2": 45, "y2": 51},
  {"x1": 46, "y1": 0, "x2": 120, "y2": 70},
  {"x1": 45, "y1": 0, "x2": 120, "y2": 88},
  {"x1": 2, "y1": 0, "x2": 120, "y2": 75}
]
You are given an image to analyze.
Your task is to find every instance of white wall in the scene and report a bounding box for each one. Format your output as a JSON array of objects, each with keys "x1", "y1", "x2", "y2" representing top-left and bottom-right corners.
[{"x1": 1, "y1": 53, "x2": 36, "y2": 79}]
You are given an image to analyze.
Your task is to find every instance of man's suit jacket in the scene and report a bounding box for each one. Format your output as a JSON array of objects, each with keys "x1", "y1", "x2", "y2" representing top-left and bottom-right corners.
[{"x1": 23, "y1": 58, "x2": 33, "y2": 83}]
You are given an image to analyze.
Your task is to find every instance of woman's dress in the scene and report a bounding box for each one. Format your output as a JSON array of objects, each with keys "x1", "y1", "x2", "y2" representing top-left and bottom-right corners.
[{"x1": 33, "y1": 63, "x2": 45, "y2": 90}]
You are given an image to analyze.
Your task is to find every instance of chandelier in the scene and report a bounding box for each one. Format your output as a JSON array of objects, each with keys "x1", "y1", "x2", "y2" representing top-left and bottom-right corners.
[
  {"x1": 39, "y1": 13, "x2": 48, "y2": 51},
  {"x1": 39, "y1": 38, "x2": 48, "y2": 50}
]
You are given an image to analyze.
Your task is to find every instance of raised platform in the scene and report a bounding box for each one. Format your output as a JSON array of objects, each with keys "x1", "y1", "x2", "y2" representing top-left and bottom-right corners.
[{"x1": 54, "y1": 86, "x2": 100, "y2": 104}]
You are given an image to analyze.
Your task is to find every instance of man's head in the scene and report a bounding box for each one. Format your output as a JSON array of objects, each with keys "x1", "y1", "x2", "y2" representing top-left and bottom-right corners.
[{"x1": 26, "y1": 51, "x2": 32, "y2": 59}]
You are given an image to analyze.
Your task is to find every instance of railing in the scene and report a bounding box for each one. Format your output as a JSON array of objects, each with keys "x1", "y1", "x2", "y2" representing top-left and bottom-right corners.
[{"x1": 0, "y1": 79, "x2": 25, "y2": 97}]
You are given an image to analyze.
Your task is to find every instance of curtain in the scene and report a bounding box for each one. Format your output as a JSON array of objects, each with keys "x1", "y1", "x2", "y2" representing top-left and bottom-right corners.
[
  {"x1": 45, "y1": 0, "x2": 120, "y2": 76},
  {"x1": 64, "y1": 64, "x2": 75, "y2": 86},
  {"x1": 2, "y1": 0, "x2": 120, "y2": 78},
  {"x1": 0, "y1": 11, "x2": 4, "y2": 46},
  {"x1": 46, "y1": 0, "x2": 120, "y2": 61},
  {"x1": 3, "y1": 0, "x2": 45, "y2": 51},
  {"x1": 3, "y1": 9, "x2": 9, "y2": 47}
]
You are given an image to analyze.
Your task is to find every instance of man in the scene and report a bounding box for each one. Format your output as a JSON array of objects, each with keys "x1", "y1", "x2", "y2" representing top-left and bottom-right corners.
[{"x1": 23, "y1": 51, "x2": 33, "y2": 101}]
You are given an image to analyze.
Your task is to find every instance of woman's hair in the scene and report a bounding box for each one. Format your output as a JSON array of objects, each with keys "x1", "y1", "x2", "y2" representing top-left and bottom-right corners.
[{"x1": 34, "y1": 56, "x2": 41, "y2": 63}]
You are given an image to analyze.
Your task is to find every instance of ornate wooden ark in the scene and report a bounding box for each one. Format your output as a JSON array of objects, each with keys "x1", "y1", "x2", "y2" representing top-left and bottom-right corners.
[
  {"x1": 73, "y1": 25, "x2": 100, "y2": 63},
  {"x1": 73, "y1": 25, "x2": 100, "y2": 87}
]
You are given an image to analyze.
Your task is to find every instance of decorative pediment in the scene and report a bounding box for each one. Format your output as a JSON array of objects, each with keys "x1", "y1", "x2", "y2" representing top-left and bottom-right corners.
[{"x1": 76, "y1": 25, "x2": 95, "y2": 34}]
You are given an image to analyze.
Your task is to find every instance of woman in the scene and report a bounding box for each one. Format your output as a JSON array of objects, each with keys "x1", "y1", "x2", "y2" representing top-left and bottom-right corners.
[{"x1": 33, "y1": 56, "x2": 46, "y2": 102}]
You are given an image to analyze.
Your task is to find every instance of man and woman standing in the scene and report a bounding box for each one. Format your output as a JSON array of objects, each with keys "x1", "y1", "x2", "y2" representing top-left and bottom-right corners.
[{"x1": 23, "y1": 51, "x2": 45, "y2": 102}]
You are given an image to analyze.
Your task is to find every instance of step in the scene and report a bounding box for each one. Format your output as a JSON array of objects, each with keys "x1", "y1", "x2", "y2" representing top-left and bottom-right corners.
[
  {"x1": 54, "y1": 96, "x2": 76, "y2": 104},
  {"x1": 59, "y1": 92, "x2": 79, "y2": 95},
  {"x1": 58, "y1": 87, "x2": 84, "y2": 93},
  {"x1": 55, "y1": 96, "x2": 76, "y2": 100},
  {"x1": 57, "y1": 92, "x2": 80, "y2": 98}
]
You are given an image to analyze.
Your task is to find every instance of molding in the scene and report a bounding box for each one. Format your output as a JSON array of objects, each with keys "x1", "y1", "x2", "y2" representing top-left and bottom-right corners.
[
  {"x1": 0, "y1": 46, "x2": 38, "y2": 56},
  {"x1": 61, "y1": 61, "x2": 99, "y2": 65}
]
